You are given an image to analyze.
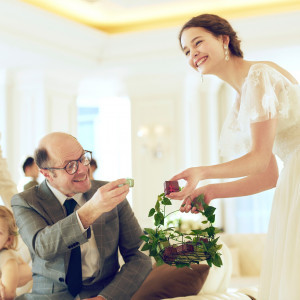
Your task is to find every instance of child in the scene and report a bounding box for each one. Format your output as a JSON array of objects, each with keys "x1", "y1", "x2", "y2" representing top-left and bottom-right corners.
[{"x1": 0, "y1": 206, "x2": 32, "y2": 300}]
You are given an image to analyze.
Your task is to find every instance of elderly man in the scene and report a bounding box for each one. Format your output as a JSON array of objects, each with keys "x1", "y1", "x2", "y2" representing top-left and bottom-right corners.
[{"x1": 11, "y1": 132, "x2": 152, "y2": 300}]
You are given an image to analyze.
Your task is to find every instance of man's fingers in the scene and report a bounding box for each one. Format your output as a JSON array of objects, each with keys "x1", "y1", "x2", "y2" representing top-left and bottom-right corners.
[
  {"x1": 108, "y1": 184, "x2": 129, "y2": 199},
  {"x1": 101, "y1": 178, "x2": 127, "y2": 192}
]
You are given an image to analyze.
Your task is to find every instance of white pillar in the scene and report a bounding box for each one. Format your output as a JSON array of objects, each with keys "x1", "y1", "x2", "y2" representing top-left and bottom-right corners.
[{"x1": 3, "y1": 69, "x2": 79, "y2": 184}]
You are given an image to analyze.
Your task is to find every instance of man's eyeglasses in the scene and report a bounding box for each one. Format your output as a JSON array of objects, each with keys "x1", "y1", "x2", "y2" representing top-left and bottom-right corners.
[{"x1": 43, "y1": 150, "x2": 92, "y2": 175}]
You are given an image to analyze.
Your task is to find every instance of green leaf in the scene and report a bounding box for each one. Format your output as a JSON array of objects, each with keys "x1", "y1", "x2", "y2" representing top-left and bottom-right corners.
[
  {"x1": 144, "y1": 228, "x2": 155, "y2": 235},
  {"x1": 207, "y1": 215, "x2": 215, "y2": 223},
  {"x1": 164, "y1": 227, "x2": 175, "y2": 231},
  {"x1": 206, "y1": 257, "x2": 212, "y2": 267},
  {"x1": 140, "y1": 235, "x2": 150, "y2": 242},
  {"x1": 162, "y1": 197, "x2": 172, "y2": 205},
  {"x1": 155, "y1": 201, "x2": 160, "y2": 212},
  {"x1": 148, "y1": 208, "x2": 156, "y2": 217},
  {"x1": 216, "y1": 244, "x2": 223, "y2": 250},
  {"x1": 191, "y1": 229, "x2": 204, "y2": 235},
  {"x1": 214, "y1": 228, "x2": 222, "y2": 234},
  {"x1": 141, "y1": 243, "x2": 151, "y2": 251},
  {"x1": 149, "y1": 248, "x2": 158, "y2": 256},
  {"x1": 158, "y1": 232, "x2": 167, "y2": 240},
  {"x1": 154, "y1": 212, "x2": 164, "y2": 226},
  {"x1": 204, "y1": 206, "x2": 216, "y2": 217},
  {"x1": 196, "y1": 194, "x2": 205, "y2": 204},
  {"x1": 155, "y1": 255, "x2": 165, "y2": 266},
  {"x1": 206, "y1": 227, "x2": 215, "y2": 237},
  {"x1": 213, "y1": 253, "x2": 223, "y2": 267}
]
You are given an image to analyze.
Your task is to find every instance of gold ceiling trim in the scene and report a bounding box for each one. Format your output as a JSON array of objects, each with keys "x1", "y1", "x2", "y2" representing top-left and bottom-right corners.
[{"x1": 20, "y1": 0, "x2": 300, "y2": 34}]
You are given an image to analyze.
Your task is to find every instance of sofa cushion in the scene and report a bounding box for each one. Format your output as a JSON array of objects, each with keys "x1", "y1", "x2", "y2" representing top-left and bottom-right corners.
[
  {"x1": 131, "y1": 264, "x2": 210, "y2": 300},
  {"x1": 229, "y1": 247, "x2": 241, "y2": 277},
  {"x1": 220, "y1": 233, "x2": 266, "y2": 277},
  {"x1": 199, "y1": 241, "x2": 232, "y2": 294}
]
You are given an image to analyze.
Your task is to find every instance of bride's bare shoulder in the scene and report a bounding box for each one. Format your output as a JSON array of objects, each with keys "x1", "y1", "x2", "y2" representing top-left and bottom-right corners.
[{"x1": 258, "y1": 61, "x2": 298, "y2": 84}]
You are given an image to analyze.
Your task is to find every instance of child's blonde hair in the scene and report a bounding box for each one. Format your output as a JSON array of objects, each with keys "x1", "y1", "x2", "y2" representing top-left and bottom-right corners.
[{"x1": 0, "y1": 206, "x2": 18, "y2": 250}]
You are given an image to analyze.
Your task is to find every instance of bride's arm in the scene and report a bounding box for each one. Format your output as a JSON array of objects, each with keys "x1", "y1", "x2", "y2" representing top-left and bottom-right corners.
[
  {"x1": 169, "y1": 118, "x2": 277, "y2": 200},
  {"x1": 181, "y1": 153, "x2": 279, "y2": 212}
]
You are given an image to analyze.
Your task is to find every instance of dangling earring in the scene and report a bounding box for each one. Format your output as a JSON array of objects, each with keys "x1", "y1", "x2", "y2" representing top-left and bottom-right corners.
[
  {"x1": 224, "y1": 45, "x2": 229, "y2": 61},
  {"x1": 197, "y1": 69, "x2": 203, "y2": 83}
]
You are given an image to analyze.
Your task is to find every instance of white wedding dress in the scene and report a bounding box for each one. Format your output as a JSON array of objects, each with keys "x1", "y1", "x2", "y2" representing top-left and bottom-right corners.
[{"x1": 219, "y1": 63, "x2": 300, "y2": 300}]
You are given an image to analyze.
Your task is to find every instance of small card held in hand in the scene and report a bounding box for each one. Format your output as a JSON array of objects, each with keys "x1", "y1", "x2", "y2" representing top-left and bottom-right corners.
[{"x1": 118, "y1": 178, "x2": 134, "y2": 188}]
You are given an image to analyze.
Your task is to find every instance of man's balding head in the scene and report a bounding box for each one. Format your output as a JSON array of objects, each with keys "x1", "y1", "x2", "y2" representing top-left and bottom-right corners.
[{"x1": 35, "y1": 132, "x2": 79, "y2": 169}]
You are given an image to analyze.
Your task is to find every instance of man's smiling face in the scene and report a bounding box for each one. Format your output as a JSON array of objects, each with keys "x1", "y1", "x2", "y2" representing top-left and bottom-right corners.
[{"x1": 40, "y1": 133, "x2": 91, "y2": 197}]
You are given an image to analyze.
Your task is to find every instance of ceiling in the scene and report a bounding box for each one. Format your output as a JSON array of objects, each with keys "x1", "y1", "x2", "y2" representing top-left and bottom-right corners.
[{"x1": 20, "y1": 0, "x2": 300, "y2": 34}]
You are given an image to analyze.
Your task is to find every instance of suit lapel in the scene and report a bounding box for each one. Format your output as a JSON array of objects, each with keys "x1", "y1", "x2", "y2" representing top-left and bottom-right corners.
[
  {"x1": 37, "y1": 180, "x2": 66, "y2": 224},
  {"x1": 36, "y1": 181, "x2": 71, "y2": 272}
]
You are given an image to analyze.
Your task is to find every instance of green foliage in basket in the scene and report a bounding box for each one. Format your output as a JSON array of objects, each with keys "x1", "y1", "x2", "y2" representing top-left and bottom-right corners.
[{"x1": 140, "y1": 193, "x2": 223, "y2": 268}]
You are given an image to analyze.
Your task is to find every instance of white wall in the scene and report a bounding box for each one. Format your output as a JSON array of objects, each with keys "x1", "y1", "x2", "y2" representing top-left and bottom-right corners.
[{"x1": 0, "y1": 0, "x2": 300, "y2": 227}]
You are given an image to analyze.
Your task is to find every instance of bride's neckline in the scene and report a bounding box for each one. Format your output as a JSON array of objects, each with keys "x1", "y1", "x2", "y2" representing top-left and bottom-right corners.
[{"x1": 244, "y1": 62, "x2": 298, "y2": 86}]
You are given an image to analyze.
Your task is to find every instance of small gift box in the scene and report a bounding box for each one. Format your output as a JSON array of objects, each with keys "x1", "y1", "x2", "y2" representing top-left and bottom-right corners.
[{"x1": 164, "y1": 181, "x2": 179, "y2": 195}]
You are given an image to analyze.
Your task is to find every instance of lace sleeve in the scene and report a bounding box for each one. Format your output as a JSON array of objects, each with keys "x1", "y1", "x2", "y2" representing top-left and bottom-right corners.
[
  {"x1": 238, "y1": 64, "x2": 290, "y2": 129},
  {"x1": 219, "y1": 64, "x2": 298, "y2": 158}
]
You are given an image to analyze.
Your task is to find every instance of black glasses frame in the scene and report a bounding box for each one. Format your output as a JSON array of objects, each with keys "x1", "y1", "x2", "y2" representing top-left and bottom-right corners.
[{"x1": 43, "y1": 150, "x2": 92, "y2": 175}]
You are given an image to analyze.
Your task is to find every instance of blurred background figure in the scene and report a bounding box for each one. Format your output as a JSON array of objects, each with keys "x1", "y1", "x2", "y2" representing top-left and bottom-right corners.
[
  {"x1": 0, "y1": 134, "x2": 17, "y2": 208},
  {"x1": 89, "y1": 158, "x2": 98, "y2": 180},
  {"x1": 22, "y1": 157, "x2": 39, "y2": 191}
]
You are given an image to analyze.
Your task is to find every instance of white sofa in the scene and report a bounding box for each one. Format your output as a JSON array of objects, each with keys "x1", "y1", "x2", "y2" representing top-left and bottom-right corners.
[
  {"x1": 17, "y1": 231, "x2": 265, "y2": 299},
  {"x1": 222, "y1": 233, "x2": 266, "y2": 294},
  {"x1": 162, "y1": 233, "x2": 266, "y2": 300}
]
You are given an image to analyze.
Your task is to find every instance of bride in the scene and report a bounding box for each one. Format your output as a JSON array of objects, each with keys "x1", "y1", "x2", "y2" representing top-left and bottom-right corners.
[{"x1": 167, "y1": 14, "x2": 300, "y2": 300}]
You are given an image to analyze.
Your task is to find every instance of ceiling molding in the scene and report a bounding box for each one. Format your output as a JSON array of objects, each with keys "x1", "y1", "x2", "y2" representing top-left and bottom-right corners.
[{"x1": 20, "y1": 0, "x2": 300, "y2": 34}]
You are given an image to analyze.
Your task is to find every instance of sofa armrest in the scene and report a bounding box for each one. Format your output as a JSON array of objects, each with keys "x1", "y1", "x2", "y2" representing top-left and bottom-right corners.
[
  {"x1": 162, "y1": 291, "x2": 253, "y2": 299},
  {"x1": 237, "y1": 287, "x2": 258, "y2": 300}
]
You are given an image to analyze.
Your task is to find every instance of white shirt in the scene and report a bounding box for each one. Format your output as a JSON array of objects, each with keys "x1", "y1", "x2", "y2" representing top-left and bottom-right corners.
[{"x1": 46, "y1": 182, "x2": 100, "y2": 280}]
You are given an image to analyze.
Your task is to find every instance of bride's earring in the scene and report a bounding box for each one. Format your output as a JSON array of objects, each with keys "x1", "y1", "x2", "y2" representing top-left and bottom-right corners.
[
  {"x1": 224, "y1": 45, "x2": 229, "y2": 61},
  {"x1": 197, "y1": 69, "x2": 203, "y2": 83}
]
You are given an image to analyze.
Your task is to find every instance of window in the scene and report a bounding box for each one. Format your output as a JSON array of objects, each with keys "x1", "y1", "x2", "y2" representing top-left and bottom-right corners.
[{"x1": 77, "y1": 97, "x2": 132, "y2": 204}]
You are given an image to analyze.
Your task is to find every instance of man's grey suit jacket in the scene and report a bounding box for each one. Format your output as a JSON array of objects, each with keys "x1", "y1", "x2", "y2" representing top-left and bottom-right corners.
[{"x1": 11, "y1": 180, "x2": 152, "y2": 300}]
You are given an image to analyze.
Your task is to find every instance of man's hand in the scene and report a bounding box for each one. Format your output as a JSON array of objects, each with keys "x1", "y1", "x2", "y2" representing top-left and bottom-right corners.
[
  {"x1": 83, "y1": 296, "x2": 106, "y2": 300},
  {"x1": 91, "y1": 179, "x2": 130, "y2": 213},
  {"x1": 78, "y1": 178, "x2": 130, "y2": 228}
]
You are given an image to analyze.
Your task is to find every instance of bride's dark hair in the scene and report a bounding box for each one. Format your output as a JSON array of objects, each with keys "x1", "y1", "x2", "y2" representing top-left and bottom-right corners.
[{"x1": 179, "y1": 14, "x2": 243, "y2": 58}]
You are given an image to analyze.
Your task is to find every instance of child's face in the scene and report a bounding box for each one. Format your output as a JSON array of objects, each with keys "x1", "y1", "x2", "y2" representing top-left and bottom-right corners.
[{"x1": 0, "y1": 218, "x2": 12, "y2": 250}]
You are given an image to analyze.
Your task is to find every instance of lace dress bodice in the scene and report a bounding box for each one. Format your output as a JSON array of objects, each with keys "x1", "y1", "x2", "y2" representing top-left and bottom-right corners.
[{"x1": 219, "y1": 63, "x2": 300, "y2": 164}]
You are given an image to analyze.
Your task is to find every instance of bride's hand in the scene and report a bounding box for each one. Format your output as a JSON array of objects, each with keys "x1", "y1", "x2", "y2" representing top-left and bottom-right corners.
[
  {"x1": 180, "y1": 184, "x2": 214, "y2": 213},
  {"x1": 167, "y1": 167, "x2": 205, "y2": 200}
]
